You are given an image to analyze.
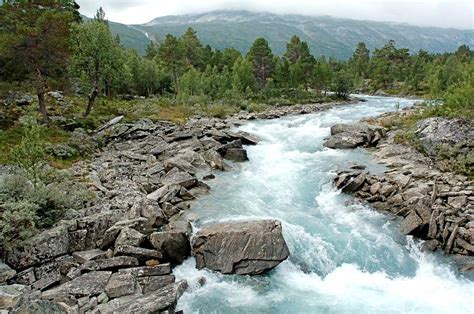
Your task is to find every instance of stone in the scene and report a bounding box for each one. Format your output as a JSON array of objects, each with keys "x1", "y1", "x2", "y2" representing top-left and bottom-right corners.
[
  {"x1": 0, "y1": 263, "x2": 16, "y2": 283},
  {"x1": 161, "y1": 202, "x2": 180, "y2": 219},
  {"x1": 72, "y1": 249, "x2": 107, "y2": 263},
  {"x1": 415, "y1": 117, "x2": 473, "y2": 157},
  {"x1": 42, "y1": 271, "x2": 111, "y2": 299},
  {"x1": 149, "y1": 231, "x2": 191, "y2": 265},
  {"x1": 400, "y1": 211, "x2": 424, "y2": 236},
  {"x1": 421, "y1": 239, "x2": 440, "y2": 252},
  {"x1": 118, "y1": 264, "x2": 171, "y2": 277},
  {"x1": 147, "y1": 184, "x2": 181, "y2": 203},
  {"x1": 223, "y1": 148, "x2": 249, "y2": 162},
  {"x1": 99, "y1": 281, "x2": 187, "y2": 313},
  {"x1": 161, "y1": 168, "x2": 197, "y2": 189},
  {"x1": 6, "y1": 226, "x2": 69, "y2": 269},
  {"x1": 115, "y1": 227, "x2": 146, "y2": 247},
  {"x1": 96, "y1": 116, "x2": 124, "y2": 133},
  {"x1": 0, "y1": 284, "x2": 28, "y2": 310},
  {"x1": 139, "y1": 275, "x2": 176, "y2": 294},
  {"x1": 11, "y1": 300, "x2": 67, "y2": 314},
  {"x1": 32, "y1": 262, "x2": 61, "y2": 291},
  {"x1": 341, "y1": 173, "x2": 366, "y2": 193},
  {"x1": 324, "y1": 123, "x2": 386, "y2": 149},
  {"x1": 82, "y1": 256, "x2": 139, "y2": 271},
  {"x1": 448, "y1": 196, "x2": 468, "y2": 209},
  {"x1": 193, "y1": 220, "x2": 290, "y2": 275},
  {"x1": 105, "y1": 273, "x2": 137, "y2": 299},
  {"x1": 114, "y1": 245, "x2": 162, "y2": 263},
  {"x1": 203, "y1": 150, "x2": 226, "y2": 170},
  {"x1": 12, "y1": 268, "x2": 36, "y2": 285}
]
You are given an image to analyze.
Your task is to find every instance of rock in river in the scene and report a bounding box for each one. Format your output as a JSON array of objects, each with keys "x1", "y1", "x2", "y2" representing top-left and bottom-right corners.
[{"x1": 193, "y1": 220, "x2": 290, "y2": 275}]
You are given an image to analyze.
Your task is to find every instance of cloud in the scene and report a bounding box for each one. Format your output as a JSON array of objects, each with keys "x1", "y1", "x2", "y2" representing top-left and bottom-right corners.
[{"x1": 76, "y1": 0, "x2": 474, "y2": 29}]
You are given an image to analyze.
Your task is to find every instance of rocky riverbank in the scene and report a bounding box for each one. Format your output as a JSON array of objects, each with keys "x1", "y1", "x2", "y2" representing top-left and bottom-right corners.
[
  {"x1": 0, "y1": 99, "x2": 352, "y2": 313},
  {"x1": 327, "y1": 114, "x2": 474, "y2": 272}
]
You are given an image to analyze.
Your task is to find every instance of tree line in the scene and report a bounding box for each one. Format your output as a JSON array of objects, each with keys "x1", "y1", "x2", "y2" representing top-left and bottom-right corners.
[{"x1": 1, "y1": 1, "x2": 473, "y2": 123}]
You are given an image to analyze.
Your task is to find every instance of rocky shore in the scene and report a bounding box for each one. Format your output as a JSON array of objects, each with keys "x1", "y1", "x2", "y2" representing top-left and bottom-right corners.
[
  {"x1": 0, "y1": 99, "x2": 351, "y2": 313},
  {"x1": 327, "y1": 115, "x2": 474, "y2": 272}
]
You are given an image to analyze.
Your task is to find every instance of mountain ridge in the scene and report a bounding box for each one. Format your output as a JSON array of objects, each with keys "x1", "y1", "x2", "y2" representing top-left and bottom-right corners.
[{"x1": 103, "y1": 10, "x2": 474, "y2": 59}]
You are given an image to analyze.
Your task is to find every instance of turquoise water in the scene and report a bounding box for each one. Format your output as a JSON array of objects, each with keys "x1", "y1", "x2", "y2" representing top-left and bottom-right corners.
[{"x1": 175, "y1": 96, "x2": 474, "y2": 313}]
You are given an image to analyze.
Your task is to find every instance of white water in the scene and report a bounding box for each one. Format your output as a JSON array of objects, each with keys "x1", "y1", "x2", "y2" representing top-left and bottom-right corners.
[{"x1": 175, "y1": 96, "x2": 474, "y2": 313}]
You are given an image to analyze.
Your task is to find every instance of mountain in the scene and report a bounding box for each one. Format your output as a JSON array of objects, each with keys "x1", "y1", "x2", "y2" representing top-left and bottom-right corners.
[{"x1": 114, "y1": 10, "x2": 473, "y2": 59}]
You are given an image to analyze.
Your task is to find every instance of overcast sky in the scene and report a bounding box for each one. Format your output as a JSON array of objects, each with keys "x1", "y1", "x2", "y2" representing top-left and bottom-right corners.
[{"x1": 77, "y1": 0, "x2": 474, "y2": 29}]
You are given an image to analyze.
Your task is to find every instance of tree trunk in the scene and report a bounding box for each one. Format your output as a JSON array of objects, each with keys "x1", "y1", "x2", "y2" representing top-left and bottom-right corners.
[{"x1": 84, "y1": 86, "x2": 98, "y2": 117}]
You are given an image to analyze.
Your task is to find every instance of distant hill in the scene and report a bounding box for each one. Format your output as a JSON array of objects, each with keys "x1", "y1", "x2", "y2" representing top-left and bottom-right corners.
[{"x1": 105, "y1": 10, "x2": 474, "y2": 59}]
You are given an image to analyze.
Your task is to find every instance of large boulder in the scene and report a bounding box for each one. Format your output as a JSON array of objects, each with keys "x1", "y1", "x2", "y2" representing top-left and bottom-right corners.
[
  {"x1": 149, "y1": 230, "x2": 191, "y2": 265},
  {"x1": 193, "y1": 220, "x2": 290, "y2": 275},
  {"x1": 324, "y1": 123, "x2": 386, "y2": 149},
  {"x1": 415, "y1": 117, "x2": 474, "y2": 156},
  {"x1": 6, "y1": 226, "x2": 69, "y2": 270}
]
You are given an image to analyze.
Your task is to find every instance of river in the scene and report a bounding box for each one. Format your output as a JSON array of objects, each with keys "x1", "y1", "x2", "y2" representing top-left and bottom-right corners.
[{"x1": 174, "y1": 96, "x2": 474, "y2": 313}]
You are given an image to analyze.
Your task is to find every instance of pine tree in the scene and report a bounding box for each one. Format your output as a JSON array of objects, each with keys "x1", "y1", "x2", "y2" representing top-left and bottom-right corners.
[
  {"x1": 247, "y1": 38, "x2": 274, "y2": 88},
  {"x1": 0, "y1": 0, "x2": 81, "y2": 123}
]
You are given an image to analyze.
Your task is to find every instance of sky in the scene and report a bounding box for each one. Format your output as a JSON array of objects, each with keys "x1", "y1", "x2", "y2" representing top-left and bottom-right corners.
[{"x1": 77, "y1": 0, "x2": 474, "y2": 30}]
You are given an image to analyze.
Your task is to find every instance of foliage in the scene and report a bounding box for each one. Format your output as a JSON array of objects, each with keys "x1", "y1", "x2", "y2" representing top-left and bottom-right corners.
[
  {"x1": 0, "y1": 0, "x2": 80, "y2": 122},
  {"x1": 11, "y1": 111, "x2": 47, "y2": 184}
]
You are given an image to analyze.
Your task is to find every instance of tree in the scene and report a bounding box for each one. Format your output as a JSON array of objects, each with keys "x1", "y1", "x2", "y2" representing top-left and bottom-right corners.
[
  {"x1": 71, "y1": 12, "x2": 124, "y2": 116},
  {"x1": 158, "y1": 34, "x2": 184, "y2": 88},
  {"x1": 0, "y1": 0, "x2": 81, "y2": 123},
  {"x1": 232, "y1": 57, "x2": 256, "y2": 95},
  {"x1": 333, "y1": 70, "x2": 353, "y2": 98},
  {"x1": 284, "y1": 35, "x2": 315, "y2": 88},
  {"x1": 350, "y1": 42, "x2": 370, "y2": 79},
  {"x1": 247, "y1": 38, "x2": 274, "y2": 88},
  {"x1": 180, "y1": 27, "x2": 204, "y2": 69}
]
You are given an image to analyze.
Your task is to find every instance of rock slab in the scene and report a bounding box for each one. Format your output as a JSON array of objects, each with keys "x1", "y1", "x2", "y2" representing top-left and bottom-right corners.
[{"x1": 193, "y1": 220, "x2": 290, "y2": 275}]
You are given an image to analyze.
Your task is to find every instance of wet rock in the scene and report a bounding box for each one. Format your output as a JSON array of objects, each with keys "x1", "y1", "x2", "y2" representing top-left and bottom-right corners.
[
  {"x1": 105, "y1": 272, "x2": 137, "y2": 299},
  {"x1": 341, "y1": 173, "x2": 366, "y2": 193},
  {"x1": 6, "y1": 226, "x2": 69, "y2": 269},
  {"x1": 203, "y1": 150, "x2": 227, "y2": 170},
  {"x1": 400, "y1": 210, "x2": 425, "y2": 236},
  {"x1": 149, "y1": 230, "x2": 191, "y2": 265},
  {"x1": 223, "y1": 148, "x2": 249, "y2": 162},
  {"x1": 193, "y1": 220, "x2": 290, "y2": 275},
  {"x1": 138, "y1": 275, "x2": 176, "y2": 294},
  {"x1": 421, "y1": 239, "x2": 440, "y2": 252}
]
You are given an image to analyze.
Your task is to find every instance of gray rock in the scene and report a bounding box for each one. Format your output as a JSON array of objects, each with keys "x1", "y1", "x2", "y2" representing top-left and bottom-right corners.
[
  {"x1": 114, "y1": 245, "x2": 162, "y2": 263},
  {"x1": 150, "y1": 230, "x2": 191, "y2": 265},
  {"x1": 0, "y1": 284, "x2": 28, "y2": 310},
  {"x1": 11, "y1": 300, "x2": 67, "y2": 314},
  {"x1": 0, "y1": 263, "x2": 16, "y2": 283},
  {"x1": 118, "y1": 264, "x2": 171, "y2": 277},
  {"x1": 115, "y1": 227, "x2": 146, "y2": 247},
  {"x1": 105, "y1": 272, "x2": 137, "y2": 299},
  {"x1": 400, "y1": 211, "x2": 424, "y2": 236},
  {"x1": 138, "y1": 275, "x2": 175, "y2": 294},
  {"x1": 324, "y1": 123, "x2": 386, "y2": 149},
  {"x1": 6, "y1": 226, "x2": 69, "y2": 269},
  {"x1": 415, "y1": 117, "x2": 473, "y2": 156},
  {"x1": 341, "y1": 173, "x2": 366, "y2": 193},
  {"x1": 103, "y1": 281, "x2": 187, "y2": 313},
  {"x1": 82, "y1": 256, "x2": 139, "y2": 271},
  {"x1": 72, "y1": 249, "x2": 107, "y2": 263},
  {"x1": 448, "y1": 196, "x2": 468, "y2": 209},
  {"x1": 203, "y1": 150, "x2": 227, "y2": 170},
  {"x1": 161, "y1": 168, "x2": 197, "y2": 189},
  {"x1": 223, "y1": 148, "x2": 249, "y2": 162},
  {"x1": 42, "y1": 271, "x2": 111, "y2": 299},
  {"x1": 193, "y1": 220, "x2": 290, "y2": 275}
]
